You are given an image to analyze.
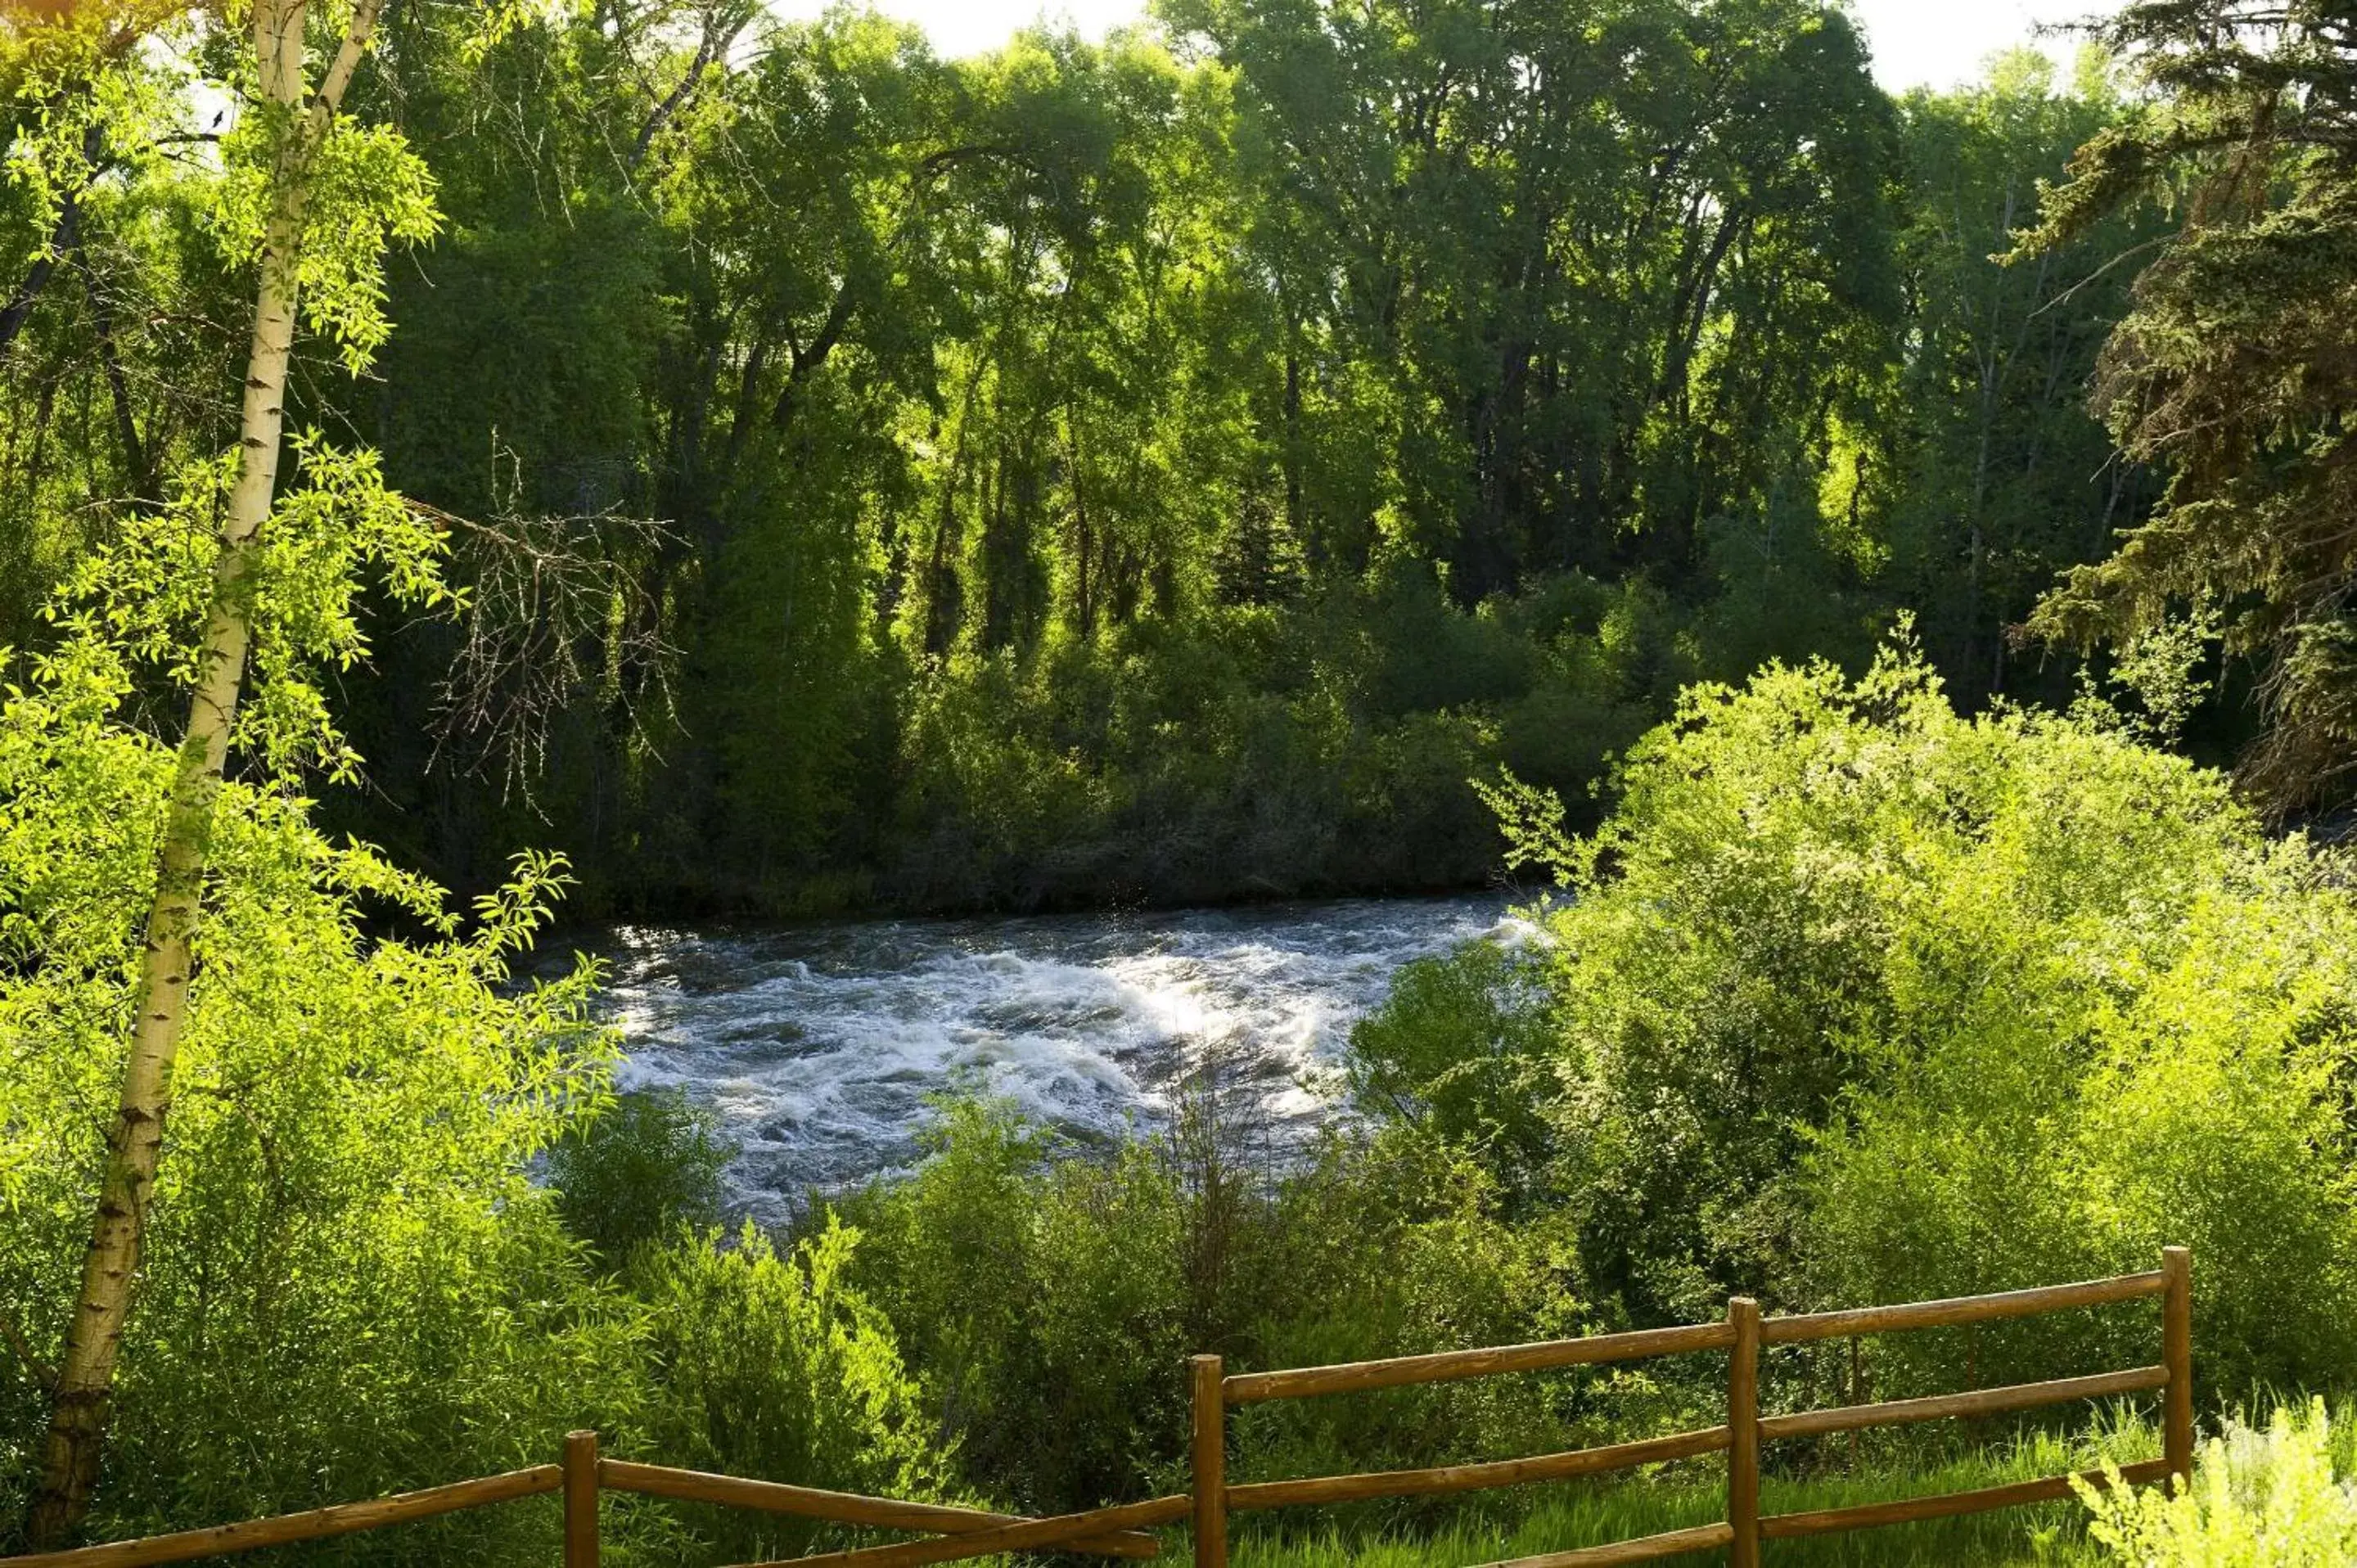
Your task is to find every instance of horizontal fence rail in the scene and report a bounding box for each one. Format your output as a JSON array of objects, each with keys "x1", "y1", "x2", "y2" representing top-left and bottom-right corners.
[
  {"x1": 1754, "y1": 1365, "x2": 2171, "y2": 1444},
  {"x1": 1472, "y1": 1521, "x2": 1740, "y2": 1568},
  {"x1": 0, "y1": 1249, "x2": 2194, "y2": 1568},
  {"x1": 1759, "y1": 1270, "x2": 2170, "y2": 1345},
  {"x1": 759, "y1": 1496, "x2": 1196, "y2": 1568},
  {"x1": 1754, "y1": 1458, "x2": 2174, "y2": 1541},
  {"x1": 0, "y1": 1467, "x2": 561, "y2": 1568},
  {"x1": 1219, "y1": 1322, "x2": 1742, "y2": 1405},
  {"x1": 594, "y1": 1460, "x2": 1162, "y2": 1557},
  {"x1": 1225, "y1": 1428, "x2": 1736, "y2": 1513}
]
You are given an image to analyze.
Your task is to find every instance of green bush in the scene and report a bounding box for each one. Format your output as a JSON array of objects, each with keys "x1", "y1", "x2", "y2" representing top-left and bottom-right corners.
[
  {"x1": 1482, "y1": 638, "x2": 2357, "y2": 1396},
  {"x1": 620, "y1": 1222, "x2": 953, "y2": 1563},
  {"x1": 827, "y1": 1098, "x2": 1197, "y2": 1511},
  {"x1": 1222, "y1": 1132, "x2": 1593, "y2": 1523},
  {"x1": 548, "y1": 1086, "x2": 730, "y2": 1270},
  {"x1": 0, "y1": 539, "x2": 948, "y2": 1559},
  {"x1": 827, "y1": 1093, "x2": 1591, "y2": 1522},
  {"x1": 1345, "y1": 943, "x2": 1558, "y2": 1210},
  {"x1": 866, "y1": 569, "x2": 1714, "y2": 912},
  {"x1": 2080, "y1": 1402, "x2": 2357, "y2": 1566},
  {"x1": 0, "y1": 630, "x2": 627, "y2": 1554}
]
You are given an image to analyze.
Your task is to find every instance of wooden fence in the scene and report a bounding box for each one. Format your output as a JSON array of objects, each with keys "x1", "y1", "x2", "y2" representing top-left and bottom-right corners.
[
  {"x1": 0, "y1": 1248, "x2": 2193, "y2": 1568},
  {"x1": 1193, "y1": 1247, "x2": 2193, "y2": 1568}
]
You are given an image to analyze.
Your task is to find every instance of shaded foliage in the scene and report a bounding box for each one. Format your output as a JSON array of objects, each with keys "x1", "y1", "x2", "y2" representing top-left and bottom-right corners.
[
  {"x1": 2023, "y1": 2, "x2": 2357, "y2": 809},
  {"x1": 181, "y1": 0, "x2": 2158, "y2": 915}
]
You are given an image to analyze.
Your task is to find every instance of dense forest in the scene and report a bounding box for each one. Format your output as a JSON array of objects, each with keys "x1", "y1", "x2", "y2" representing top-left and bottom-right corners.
[
  {"x1": 0, "y1": 0, "x2": 2187, "y2": 914},
  {"x1": 14, "y1": 0, "x2": 2357, "y2": 1562}
]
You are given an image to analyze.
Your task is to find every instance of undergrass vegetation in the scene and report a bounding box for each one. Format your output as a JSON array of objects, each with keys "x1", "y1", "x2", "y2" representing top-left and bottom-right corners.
[
  {"x1": 1204, "y1": 1414, "x2": 2166, "y2": 1568},
  {"x1": 1224, "y1": 1404, "x2": 2357, "y2": 1568},
  {"x1": 2080, "y1": 1402, "x2": 2357, "y2": 1564}
]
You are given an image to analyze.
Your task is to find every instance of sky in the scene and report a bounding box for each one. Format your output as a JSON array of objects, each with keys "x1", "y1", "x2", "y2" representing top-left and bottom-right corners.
[
  {"x1": 1845, "y1": 1, "x2": 2118, "y2": 92},
  {"x1": 768, "y1": 0, "x2": 2124, "y2": 89}
]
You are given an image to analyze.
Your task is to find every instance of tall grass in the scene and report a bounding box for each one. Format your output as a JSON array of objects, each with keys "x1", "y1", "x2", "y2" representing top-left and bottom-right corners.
[{"x1": 1201, "y1": 1416, "x2": 2168, "y2": 1568}]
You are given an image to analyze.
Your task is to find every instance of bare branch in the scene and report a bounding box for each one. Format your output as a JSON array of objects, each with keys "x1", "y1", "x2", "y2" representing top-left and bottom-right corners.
[{"x1": 419, "y1": 480, "x2": 683, "y2": 807}]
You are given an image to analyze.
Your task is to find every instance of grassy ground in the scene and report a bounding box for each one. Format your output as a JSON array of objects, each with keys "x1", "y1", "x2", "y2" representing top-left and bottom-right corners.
[{"x1": 1215, "y1": 1423, "x2": 2161, "y2": 1568}]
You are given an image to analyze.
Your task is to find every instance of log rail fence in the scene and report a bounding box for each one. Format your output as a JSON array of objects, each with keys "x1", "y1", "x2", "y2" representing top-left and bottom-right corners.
[{"x1": 0, "y1": 1248, "x2": 2196, "y2": 1568}]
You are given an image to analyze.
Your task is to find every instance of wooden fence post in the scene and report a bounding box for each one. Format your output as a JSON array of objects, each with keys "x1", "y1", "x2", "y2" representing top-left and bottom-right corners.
[
  {"x1": 1728, "y1": 1298, "x2": 1760, "y2": 1568},
  {"x1": 1191, "y1": 1355, "x2": 1227, "y2": 1568},
  {"x1": 563, "y1": 1429, "x2": 599, "y2": 1568},
  {"x1": 2162, "y1": 1247, "x2": 2193, "y2": 1491}
]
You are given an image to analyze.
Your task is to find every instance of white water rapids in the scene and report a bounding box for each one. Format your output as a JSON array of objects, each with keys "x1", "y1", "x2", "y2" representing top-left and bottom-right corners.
[{"x1": 585, "y1": 895, "x2": 1521, "y2": 1224}]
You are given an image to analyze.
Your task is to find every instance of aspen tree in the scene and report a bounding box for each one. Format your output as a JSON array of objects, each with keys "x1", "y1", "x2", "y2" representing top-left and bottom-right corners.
[{"x1": 27, "y1": 0, "x2": 402, "y2": 1541}]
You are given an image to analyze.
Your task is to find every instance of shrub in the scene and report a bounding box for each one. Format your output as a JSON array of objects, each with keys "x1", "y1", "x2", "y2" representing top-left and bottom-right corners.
[
  {"x1": 0, "y1": 629, "x2": 632, "y2": 1553},
  {"x1": 1485, "y1": 638, "x2": 2357, "y2": 1395},
  {"x1": 827, "y1": 1098, "x2": 1196, "y2": 1511},
  {"x1": 0, "y1": 522, "x2": 936, "y2": 1561},
  {"x1": 2079, "y1": 1402, "x2": 2357, "y2": 1566},
  {"x1": 1346, "y1": 943, "x2": 1559, "y2": 1210},
  {"x1": 829, "y1": 1092, "x2": 1592, "y2": 1521},
  {"x1": 548, "y1": 1086, "x2": 730, "y2": 1270},
  {"x1": 867, "y1": 570, "x2": 1719, "y2": 912},
  {"x1": 621, "y1": 1222, "x2": 953, "y2": 1563},
  {"x1": 1224, "y1": 1131, "x2": 1595, "y2": 1521}
]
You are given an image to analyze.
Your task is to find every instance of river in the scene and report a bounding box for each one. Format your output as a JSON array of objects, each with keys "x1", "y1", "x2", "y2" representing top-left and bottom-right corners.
[{"x1": 588, "y1": 894, "x2": 1523, "y2": 1224}]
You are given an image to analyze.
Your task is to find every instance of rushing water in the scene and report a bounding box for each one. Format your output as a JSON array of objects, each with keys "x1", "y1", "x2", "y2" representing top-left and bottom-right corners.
[{"x1": 585, "y1": 894, "x2": 1521, "y2": 1224}]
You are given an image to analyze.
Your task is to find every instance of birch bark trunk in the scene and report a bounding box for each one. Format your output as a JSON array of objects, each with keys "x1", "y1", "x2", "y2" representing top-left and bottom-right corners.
[{"x1": 26, "y1": 0, "x2": 383, "y2": 1542}]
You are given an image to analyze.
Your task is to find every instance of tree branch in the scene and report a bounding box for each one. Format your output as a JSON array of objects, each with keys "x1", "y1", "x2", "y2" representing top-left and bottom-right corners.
[
  {"x1": 0, "y1": 121, "x2": 107, "y2": 358},
  {"x1": 631, "y1": 2, "x2": 754, "y2": 169},
  {"x1": 313, "y1": 0, "x2": 389, "y2": 119},
  {"x1": 418, "y1": 495, "x2": 683, "y2": 804},
  {"x1": 70, "y1": 239, "x2": 153, "y2": 499},
  {"x1": 770, "y1": 279, "x2": 855, "y2": 430},
  {"x1": 1, "y1": 1309, "x2": 58, "y2": 1392}
]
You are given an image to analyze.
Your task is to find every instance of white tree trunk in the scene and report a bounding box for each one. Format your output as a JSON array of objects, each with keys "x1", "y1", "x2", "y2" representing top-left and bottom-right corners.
[{"x1": 27, "y1": 0, "x2": 382, "y2": 1540}]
